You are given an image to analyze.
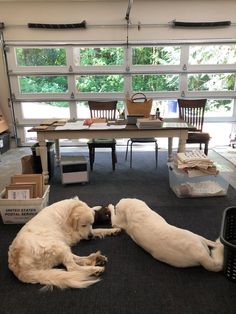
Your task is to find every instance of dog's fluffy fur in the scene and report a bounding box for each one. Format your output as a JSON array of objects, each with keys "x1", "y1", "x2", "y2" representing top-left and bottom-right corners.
[
  {"x1": 108, "y1": 198, "x2": 224, "y2": 272},
  {"x1": 8, "y1": 198, "x2": 120, "y2": 289}
]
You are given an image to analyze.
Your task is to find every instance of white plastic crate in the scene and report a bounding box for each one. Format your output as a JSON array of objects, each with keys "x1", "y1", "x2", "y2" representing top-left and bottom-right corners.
[
  {"x1": 60, "y1": 156, "x2": 89, "y2": 184},
  {"x1": 0, "y1": 185, "x2": 50, "y2": 224},
  {"x1": 168, "y1": 164, "x2": 229, "y2": 198}
]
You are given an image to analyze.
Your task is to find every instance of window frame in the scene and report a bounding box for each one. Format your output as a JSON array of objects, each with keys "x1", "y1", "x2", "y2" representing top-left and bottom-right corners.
[{"x1": 5, "y1": 41, "x2": 236, "y2": 143}]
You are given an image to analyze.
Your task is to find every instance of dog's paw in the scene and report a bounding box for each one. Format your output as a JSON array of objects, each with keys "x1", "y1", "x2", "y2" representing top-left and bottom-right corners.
[
  {"x1": 95, "y1": 252, "x2": 108, "y2": 266},
  {"x1": 92, "y1": 266, "x2": 105, "y2": 277},
  {"x1": 107, "y1": 204, "x2": 114, "y2": 211},
  {"x1": 89, "y1": 251, "x2": 108, "y2": 266},
  {"x1": 111, "y1": 227, "x2": 122, "y2": 235}
]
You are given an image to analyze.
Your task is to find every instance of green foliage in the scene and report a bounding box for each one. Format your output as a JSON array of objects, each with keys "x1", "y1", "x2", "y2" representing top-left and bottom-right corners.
[
  {"x1": 15, "y1": 46, "x2": 235, "y2": 113},
  {"x1": 80, "y1": 48, "x2": 124, "y2": 66},
  {"x1": 77, "y1": 75, "x2": 124, "y2": 92},
  {"x1": 19, "y1": 76, "x2": 68, "y2": 93},
  {"x1": 133, "y1": 46, "x2": 180, "y2": 65},
  {"x1": 16, "y1": 48, "x2": 66, "y2": 66},
  {"x1": 189, "y1": 45, "x2": 236, "y2": 65},
  {"x1": 132, "y1": 74, "x2": 179, "y2": 92},
  {"x1": 206, "y1": 99, "x2": 232, "y2": 112},
  {"x1": 188, "y1": 73, "x2": 235, "y2": 91}
]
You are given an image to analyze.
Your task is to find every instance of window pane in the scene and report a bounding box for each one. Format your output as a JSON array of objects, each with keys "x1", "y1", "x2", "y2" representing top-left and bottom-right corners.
[
  {"x1": 18, "y1": 76, "x2": 68, "y2": 93},
  {"x1": 15, "y1": 48, "x2": 66, "y2": 66},
  {"x1": 132, "y1": 46, "x2": 181, "y2": 65},
  {"x1": 189, "y1": 45, "x2": 236, "y2": 65},
  {"x1": 22, "y1": 102, "x2": 70, "y2": 119},
  {"x1": 205, "y1": 99, "x2": 234, "y2": 117},
  {"x1": 76, "y1": 75, "x2": 124, "y2": 92},
  {"x1": 188, "y1": 73, "x2": 235, "y2": 91},
  {"x1": 74, "y1": 47, "x2": 124, "y2": 66},
  {"x1": 152, "y1": 99, "x2": 179, "y2": 118},
  {"x1": 25, "y1": 127, "x2": 37, "y2": 143},
  {"x1": 132, "y1": 74, "x2": 179, "y2": 92},
  {"x1": 76, "y1": 100, "x2": 125, "y2": 119},
  {"x1": 76, "y1": 101, "x2": 90, "y2": 118}
]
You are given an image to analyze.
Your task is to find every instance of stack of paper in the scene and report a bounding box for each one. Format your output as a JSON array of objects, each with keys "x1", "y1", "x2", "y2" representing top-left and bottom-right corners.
[
  {"x1": 136, "y1": 118, "x2": 162, "y2": 129},
  {"x1": 175, "y1": 150, "x2": 219, "y2": 177}
]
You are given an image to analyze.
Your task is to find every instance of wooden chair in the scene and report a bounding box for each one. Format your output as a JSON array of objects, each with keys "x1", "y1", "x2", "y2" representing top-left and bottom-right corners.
[
  {"x1": 177, "y1": 99, "x2": 210, "y2": 155},
  {"x1": 87, "y1": 101, "x2": 117, "y2": 171}
]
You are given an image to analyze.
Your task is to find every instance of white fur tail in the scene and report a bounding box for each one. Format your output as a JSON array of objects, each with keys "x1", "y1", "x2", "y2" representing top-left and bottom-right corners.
[{"x1": 21, "y1": 268, "x2": 100, "y2": 289}]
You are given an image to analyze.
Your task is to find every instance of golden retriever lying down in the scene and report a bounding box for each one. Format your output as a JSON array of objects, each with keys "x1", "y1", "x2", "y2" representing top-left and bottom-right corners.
[
  {"x1": 8, "y1": 198, "x2": 121, "y2": 289},
  {"x1": 108, "y1": 198, "x2": 224, "y2": 272}
]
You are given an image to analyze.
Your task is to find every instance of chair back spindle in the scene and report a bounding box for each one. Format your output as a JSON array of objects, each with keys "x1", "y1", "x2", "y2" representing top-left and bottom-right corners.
[
  {"x1": 178, "y1": 99, "x2": 206, "y2": 132},
  {"x1": 87, "y1": 100, "x2": 118, "y2": 171},
  {"x1": 88, "y1": 101, "x2": 117, "y2": 120},
  {"x1": 177, "y1": 98, "x2": 210, "y2": 155}
]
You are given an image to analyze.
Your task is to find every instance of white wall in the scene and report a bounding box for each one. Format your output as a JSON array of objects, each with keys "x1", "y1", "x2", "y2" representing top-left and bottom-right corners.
[{"x1": 0, "y1": 0, "x2": 236, "y2": 129}]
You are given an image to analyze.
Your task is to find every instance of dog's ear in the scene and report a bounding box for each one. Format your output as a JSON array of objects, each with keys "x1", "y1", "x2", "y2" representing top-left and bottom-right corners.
[{"x1": 67, "y1": 205, "x2": 80, "y2": 230}]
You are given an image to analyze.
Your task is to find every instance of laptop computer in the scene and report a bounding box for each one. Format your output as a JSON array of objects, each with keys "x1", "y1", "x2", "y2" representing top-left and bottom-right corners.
[{"x1": 126, "y1": 114, "x2": 144, "y2": 125}]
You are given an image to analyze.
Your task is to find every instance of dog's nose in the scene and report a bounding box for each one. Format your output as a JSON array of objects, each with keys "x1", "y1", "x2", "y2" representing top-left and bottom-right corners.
[{"x1": 88, "y1": 233, "x2": 94, "y2": 240}]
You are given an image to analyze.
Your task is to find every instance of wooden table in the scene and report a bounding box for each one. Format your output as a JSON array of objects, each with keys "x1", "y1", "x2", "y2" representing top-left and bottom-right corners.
[{"x1": 30, "y1": 118, "x2": 192, "y2": 183}]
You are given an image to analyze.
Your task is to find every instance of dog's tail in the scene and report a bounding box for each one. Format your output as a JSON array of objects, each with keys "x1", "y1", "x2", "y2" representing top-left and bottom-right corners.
[{"x1": 19, "y1": 268, "x2": 101, "y2": 290}]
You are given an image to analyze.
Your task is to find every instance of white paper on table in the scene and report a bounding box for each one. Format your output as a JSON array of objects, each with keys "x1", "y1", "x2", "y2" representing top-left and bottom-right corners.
[
  {"x1": 89, "y1": 123, "x2": 108, "y2": 129},
  {"x1": 162, "y1": 122, "x2": 188, "y2": 128},
  {"x1": 55, "y1": 121, "x2": 89, "y2": 130},
  {"x1": 108, "y1": 124, "x2": 126, "y2": 129},
  {"x1": 89, "y1": 123, "x2": 127, "y2": 129}
]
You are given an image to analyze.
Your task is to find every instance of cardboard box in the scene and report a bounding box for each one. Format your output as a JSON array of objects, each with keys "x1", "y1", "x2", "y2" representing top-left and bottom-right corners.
[
  {"x1": 60, "y1": 156, "x2": 89, "y2": 184},
  {"x1": 0, "y1": 185, "x2": 50, "y2": 224},
  {"x1": 168, "y1": 164, "x2": 229, "y2": 198},
  {"x1": 11, "y1": 174, "x2": 44, "y2": 198},
  {"x1": 0, "y1": 115, "x2": 8, "y2": 133}
]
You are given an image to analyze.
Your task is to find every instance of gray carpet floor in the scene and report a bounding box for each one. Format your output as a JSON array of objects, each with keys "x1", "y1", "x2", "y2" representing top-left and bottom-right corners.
[{"x1": 0, "y1": 149, "x2": 236, "y2": 314}]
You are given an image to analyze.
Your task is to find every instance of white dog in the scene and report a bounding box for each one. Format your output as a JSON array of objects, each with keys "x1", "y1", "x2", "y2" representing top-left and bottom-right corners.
[
  {"x1": 108, "y1": 198, "x2": 224, "y2": 272},
  {"x1": 8, "y1": 198, "x2": 121, "y2": 289}
]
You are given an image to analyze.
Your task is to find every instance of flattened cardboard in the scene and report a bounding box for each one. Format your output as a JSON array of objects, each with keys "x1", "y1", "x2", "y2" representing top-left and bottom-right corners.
[
  {"x1": 0, "y1": 116, "x2": 8, "y2": 133},
  {"x1": 6, "y1": 182, "x2": 36, "y2": 198},
  {"x1": 11, "y1": 174, "x2": 43, "y2": 198}
]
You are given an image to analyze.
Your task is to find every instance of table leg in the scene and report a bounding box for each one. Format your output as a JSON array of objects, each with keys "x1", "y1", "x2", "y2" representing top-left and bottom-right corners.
[
  {"x1": 178, "y1": 130, "x2": 188, "y2": 153},
  {"x1": 168, "y1": 137, "x2": 173, "y2": 161},
  {"x1": 55, "y1": 139, "x2": 61, "y2": 165},
  {"x1": 38, "y1": 140, "x2": 49, "y2": 184}
]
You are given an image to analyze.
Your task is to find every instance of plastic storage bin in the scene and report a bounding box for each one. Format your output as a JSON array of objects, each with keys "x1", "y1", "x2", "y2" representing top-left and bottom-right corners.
[
  {"x1": 220, "y1": 206, "x2": 236, "y2": 282},
  {"x1": 168, "y1": 163, "x2": 229, "y2": 198},
  {"x1": 0, "y1": 132, "x2": 10, "y2": 154}
]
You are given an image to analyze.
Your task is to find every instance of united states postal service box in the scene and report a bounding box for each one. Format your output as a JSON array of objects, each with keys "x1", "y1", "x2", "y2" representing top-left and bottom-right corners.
[{"x1": 0, "y1": 185, "x2": 50, "y2": 224}]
